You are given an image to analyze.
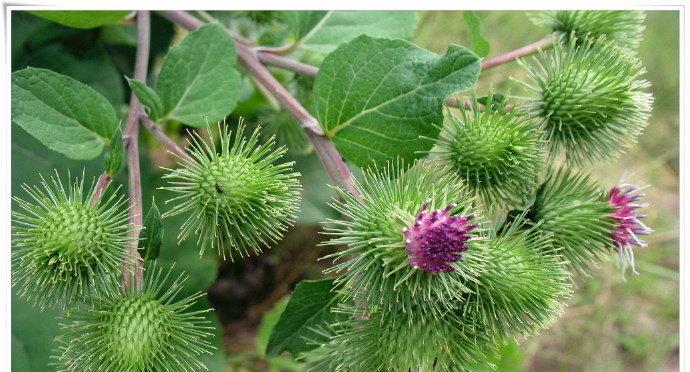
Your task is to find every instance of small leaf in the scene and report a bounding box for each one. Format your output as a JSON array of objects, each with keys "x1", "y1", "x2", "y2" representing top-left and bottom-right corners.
[
  {"x1": 477, "y1": 93, "x2": 508, "y2": 111},
  {"x1": 11, "y1": 67, "x2": 119, "y2": 160},
  {"x1": 266, "y1": 279, "x2": 343, "y2": 357},
  {"x1": 138, "y1": 198, "x2": 163, "y2": 261},
  {"x1": 104, "y1": 127, "x2": 124, "y2": 176},
  {"x1": 29, "y1": 10, "x2": 130, "y2": 29},
  {"x1": 314, "y1": 35, "x2": 481, "y2": 168},
  {"x1": 295, "y1": 11, "x2": 418, "y2": 54},
  {"x1": 126, "y1": 77, "x2": 163, "y2": 120},
  {"x1": 463, "y1": 11, "x2": 491, "y2": 57},
  {"x1": 156, "y1": 23, "x2": 241, "y2": 127}
]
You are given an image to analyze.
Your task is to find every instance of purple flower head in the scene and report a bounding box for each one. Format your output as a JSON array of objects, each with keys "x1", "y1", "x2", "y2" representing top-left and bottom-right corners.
[
  {"x1": 608, "y1": 183, "x2": 652, "y2": 249},
  {"x1": 403, "y1": 200, "x2": 477, "y2": 273}
]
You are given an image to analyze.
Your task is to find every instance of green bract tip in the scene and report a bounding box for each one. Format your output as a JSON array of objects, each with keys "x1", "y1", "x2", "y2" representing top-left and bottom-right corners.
[
  {"x1": 162, "y1": 121, "x2": 301, "y2": 259},
  {"x1": 460, "y1": 215, "x2": 571, "y2": 339},
  {"x1": 519, "y1": 36, "x2": 653, "y2": 164},
  {"x1": 54, "y1": 265, "x2": 215, "y2": 371},
  {"x1": 323, "y1": 160, "x2": 486, "y2": 317},
  {"x1": 529, "y1": 167, "x2": 616, "y2": 274},
  {"x1": 430, "y1": 98, "x2": 545, "y2": 210},
  {"x1": 12, "y1": 172, "x2": 131, "y2": 310},
  {"x1": 531, "y1": 10, "x2": 646, "y2": 51},
  {"x1": 303, "y1": 306, "x2": 497, "y2": 372}
]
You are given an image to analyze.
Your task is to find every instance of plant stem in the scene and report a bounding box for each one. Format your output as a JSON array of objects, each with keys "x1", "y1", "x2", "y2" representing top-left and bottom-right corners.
[
  {"x1": 90, "y1": 172, "x2": 112, "y2": 207},
  {"x1": 256, "y1": 51, "x2": 319, "y2": 77},
  {"x1": 122, "y1": 10, "x2": 151, "y2": 290},
  {"x1": 139, "y1": 114, "x2": 191, "y2": 161},
  {"x1": 480, "y1": 35, "x2": 553, "y2": 70},
  {"x1": 158, "y1": 10, "x2": 362, "y2": 201}
]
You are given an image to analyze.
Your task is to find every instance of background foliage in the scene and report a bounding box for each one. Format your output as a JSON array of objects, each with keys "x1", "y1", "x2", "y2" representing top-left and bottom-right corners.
[{"x1": 10, "y1": 9, "x2": 678, "y2": 371}]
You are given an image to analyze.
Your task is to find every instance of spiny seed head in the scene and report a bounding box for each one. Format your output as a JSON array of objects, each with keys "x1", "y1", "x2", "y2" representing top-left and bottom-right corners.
[
  {"x1": 303, "y1": 306, "x2": 497, "y2": 372},
  {"x1": 460, "y1": 216, "x2": 571, "y2": 339},
  {"x1": 162, "y1": 120, "x2": 301, "y2": 259},
  {"x1": 518, "y1": 36, "x2": 653, "y2": 164},
  {"x1": 404, "y1": 201, "x2": 476, "y2": 273},
  {"x1": 54, "y1": 265, "x2": 215, "y2": 372},
  {"x1": 531, "y1": 10, "x2": 646, "y2": 51},
  {"x1": 12, "y1": 171, "x2": 131, "y2": 310},
  {"x1": 430, "y1": 99, "x2": 545, "y2": 209},
  {"x1": 529, "y1": 167, "x2": 616, "y2": 274},
  {"x1": 608, "y1": 182, "x2": 652, "y2": 275},
  {"x1": 324, "y1": 160, "x2": 486, "y2": 316}
]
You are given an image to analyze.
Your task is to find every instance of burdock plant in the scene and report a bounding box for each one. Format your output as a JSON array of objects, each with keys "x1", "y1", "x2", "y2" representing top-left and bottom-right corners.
[
  {"x1": 531, "y1": 10, "x2": 646, "y2": 50},
  {"x1": 518, "y1": 36, "x2": 653, "y2": 164},
  {"x1": 162, "y1": 122, "x2": 301, "y2": 259},
  {"x1": 303, "y1": 305, "x2": 497, "y2": 372},
  {"x1": 54, "y1": 265, "x2": 214, "y2": 371},
  {"x1": 11, "y1": 172, "x2": 131, "y2": 310},
  {"x1": 9, "y1": 9, "x2": 658, "y2": 372},
  {"x1": 430, "y1": 96, "x2": 545, "y2": 210},
  {"x1": 324, "y1": 161, "x2": 486, "y2": 316},
  {"x1": 460, "y1": 215, "x2": 571, "y2": 339},
  {"x1": 528, "y1": 167, "x2": 615, "y2": 273}
]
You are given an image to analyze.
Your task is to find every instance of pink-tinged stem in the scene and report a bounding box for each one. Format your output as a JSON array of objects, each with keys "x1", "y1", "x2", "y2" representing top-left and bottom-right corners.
[
  {"x1": 139, "y1": 114, "x2": 191, "y2": 161},
  {"x1": 90, "y1": 172, "x2": 112, "y2": 207},
  {"x1": 122, "y1": 10, "x2": 151, "y2": 291},
  {"x1": 158, "y1": 10, "x2": 362, "y2": 201},
  {"x1": 480, "y1": 35, "x2": 553, "y2": 70}
]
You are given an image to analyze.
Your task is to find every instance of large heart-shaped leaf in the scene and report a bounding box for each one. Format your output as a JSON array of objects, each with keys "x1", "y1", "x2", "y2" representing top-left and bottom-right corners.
[
  {"x1": 313, "y1": 35, "x2": 481, "y2": 168},
  {"x1": 11, "y1": 67, "x2": 119, "y2": 160},
  {"x1": 155, "y1": 23, "x2": 240, "y2": 127}
]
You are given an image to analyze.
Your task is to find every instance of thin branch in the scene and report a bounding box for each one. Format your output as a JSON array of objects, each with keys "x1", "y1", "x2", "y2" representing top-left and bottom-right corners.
[
  {"x1": 480, "y1": 35, "x2": 553, "y2": 70},
  {"x1": 139, "y1": 114, "x2": 191, "y2": 161},
  {"x1": 158, "y1": 10, "x2": 362, "y2": 201},
  {"x1": 256, "y1": 51, "x2": 318, "y2": 77},
  {"x1": 122, "y1": 10, "x2": 151, "y2": 290},
  {"x1": 90, "y1": 172, "x2": 112, "y2": 207}
]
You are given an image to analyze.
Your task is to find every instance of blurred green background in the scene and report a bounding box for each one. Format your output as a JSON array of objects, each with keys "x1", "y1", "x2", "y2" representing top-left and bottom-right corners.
[
  {"x1": 413, "y1": 10, "x2": 679, "y2": 371},
  {"x1": 11, "y1": 10, "x2": 679, "y2": 372}
]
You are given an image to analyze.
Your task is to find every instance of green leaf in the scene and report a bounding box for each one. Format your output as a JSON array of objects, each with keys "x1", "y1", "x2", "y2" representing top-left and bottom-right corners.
[
  {"x1": 313, "y1": 35, "x2": 481, "y2": 168},
  {"x1": 477, "y1": 92, "x2": 508, "y2": 112},
  {"x1": 138, "y1": 198, "x2": 163, "y2": 261},
  {"x1": 127, "y1": 77, "x2": 163, "y2": 120},
  {"x1": 11, "y1": 67, "x2": 119, "y2": 160},
  {"x1": 281, "y1": 11, "x2": 328, "y2": 39},
  {"x1": 104, "y1": 127, "x2": 124, "y2": 176},
  {"x1": 23, "y1": 46, "x2": 125, "y2": 108},
  {"x1": 297, "y1": 11, "x2": 418, "y2": 54},
  {"x1": 256, "y1": 297, "x2": 290, "y2": 356},
  {"x1": 29, "y1": 10, "x2": 130, "y2": 29},
  {"x1": 266, "y1": 279, "x2": 342, "y2": 357},
  {"x1": 156, "y1": 23, "x2": 240, "y2": 127},
  {"x1": 463, "y1": 11, "x2": 491, "y2": 57}
]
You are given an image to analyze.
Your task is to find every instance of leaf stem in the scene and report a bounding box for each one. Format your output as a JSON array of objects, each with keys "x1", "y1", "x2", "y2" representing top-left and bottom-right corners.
[
  {"x1": 480, "y1": 35, "x2": 554, "y2": 70},
  {"x1": 256, "y1": 51, "x2": 319, "y2": 77},
  {"x1": 158, "y1": 10, "x2": 362, "y2": 201},
  {"x1": 139, "y1": 114, "x2": 191, "y2": 161},
  {"x1": 90, "y1": 172, "x2": 112, "y2": 207},
  {"x1": 122, "y1": 10, "x2": 151, "y2": 290}
]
